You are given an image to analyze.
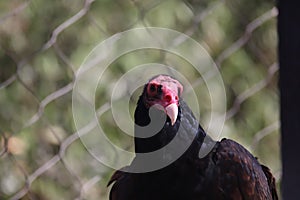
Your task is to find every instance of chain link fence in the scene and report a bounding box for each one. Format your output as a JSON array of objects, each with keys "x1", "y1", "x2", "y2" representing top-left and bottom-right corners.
[{"x1": 0, "y1": 0, "x2": 280, "y2": 199}]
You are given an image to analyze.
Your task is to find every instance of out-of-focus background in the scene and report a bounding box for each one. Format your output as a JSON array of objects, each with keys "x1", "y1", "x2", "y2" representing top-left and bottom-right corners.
[{"x1": 0, "y1": 0, "x2": 280, "y2": 199}]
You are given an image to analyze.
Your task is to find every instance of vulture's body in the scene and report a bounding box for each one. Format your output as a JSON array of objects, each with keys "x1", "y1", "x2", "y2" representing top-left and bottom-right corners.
[{"x1": 108, "y1": 75, "x2": 278, "y2": 200}]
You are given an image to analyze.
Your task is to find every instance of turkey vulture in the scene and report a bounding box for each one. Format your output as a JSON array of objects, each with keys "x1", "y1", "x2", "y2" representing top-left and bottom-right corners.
[{"x1": 107, "y1": 75, "x2": 278, "y2": 200}]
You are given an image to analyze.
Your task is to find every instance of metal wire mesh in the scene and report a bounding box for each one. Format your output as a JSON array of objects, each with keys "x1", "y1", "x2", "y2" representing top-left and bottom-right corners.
[{"x1": 0, "y1": 0, "x2": 280, "y2": 199}]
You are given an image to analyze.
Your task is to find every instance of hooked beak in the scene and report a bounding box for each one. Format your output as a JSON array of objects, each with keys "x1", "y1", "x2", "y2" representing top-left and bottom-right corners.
[{"x1": 165, "y1": 103, "x2": 178, "y2": 126}]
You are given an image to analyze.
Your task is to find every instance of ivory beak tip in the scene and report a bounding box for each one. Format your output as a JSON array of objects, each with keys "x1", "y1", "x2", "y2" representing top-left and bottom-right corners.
[{"x1": 165, "y1": 103, "x2": 178, "y2": 126}]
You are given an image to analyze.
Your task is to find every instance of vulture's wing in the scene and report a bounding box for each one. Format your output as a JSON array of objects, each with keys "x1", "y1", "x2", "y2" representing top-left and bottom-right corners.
[
  {"x1": 200, "y1": 138, "x2": 277, "y2": 200},
  {"x1": 107, "y1": 168, "x2": 134, "y2": 200}
]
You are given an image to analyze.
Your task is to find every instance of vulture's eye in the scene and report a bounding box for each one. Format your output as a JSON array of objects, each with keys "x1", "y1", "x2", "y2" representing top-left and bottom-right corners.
[
  {"x1": 148, "y1": 83, "x2": 163, "y2": 97},
  {"x1": 157, "y1": 85, "x2": 163, "y2": 95},
  {"x1": 149, "y1": 84, "x2": 156, "y2": 93}
]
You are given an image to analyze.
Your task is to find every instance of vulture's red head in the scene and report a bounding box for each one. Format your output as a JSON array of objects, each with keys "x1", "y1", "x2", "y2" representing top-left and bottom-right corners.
[{"x1": 143, "y1": 75, "x2": 183, "y2": 126}]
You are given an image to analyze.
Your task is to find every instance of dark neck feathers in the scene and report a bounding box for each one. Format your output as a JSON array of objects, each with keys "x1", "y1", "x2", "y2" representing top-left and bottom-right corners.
[{"x1": 134, "y1": 95, "x2": 206, "y2": 158}]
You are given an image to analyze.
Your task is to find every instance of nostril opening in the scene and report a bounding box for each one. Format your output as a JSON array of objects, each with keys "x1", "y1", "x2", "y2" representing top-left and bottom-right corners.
[
  {"x1": 175, "y1": 96, "x2": 178, "y2": 100},
  {"x1": 165, "y1": 95, "x2": 172, "y2": 102}
]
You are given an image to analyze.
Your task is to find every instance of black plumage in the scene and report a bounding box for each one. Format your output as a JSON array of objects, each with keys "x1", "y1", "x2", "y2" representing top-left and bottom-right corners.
[{"x1": 108, "y1": 75, "x2": 278, "y2": 200}]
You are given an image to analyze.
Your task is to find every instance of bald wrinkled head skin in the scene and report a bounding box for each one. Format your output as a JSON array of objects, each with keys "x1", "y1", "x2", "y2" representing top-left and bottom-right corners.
[{"x1": 143, "y1": 75, "x2": 183, "y2": 125}]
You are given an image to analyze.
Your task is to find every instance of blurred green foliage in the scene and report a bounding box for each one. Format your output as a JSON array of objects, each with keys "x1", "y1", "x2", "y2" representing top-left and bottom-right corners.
[{"x1": 0, "y1": 0, "x2": 279, "y2": 199}]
